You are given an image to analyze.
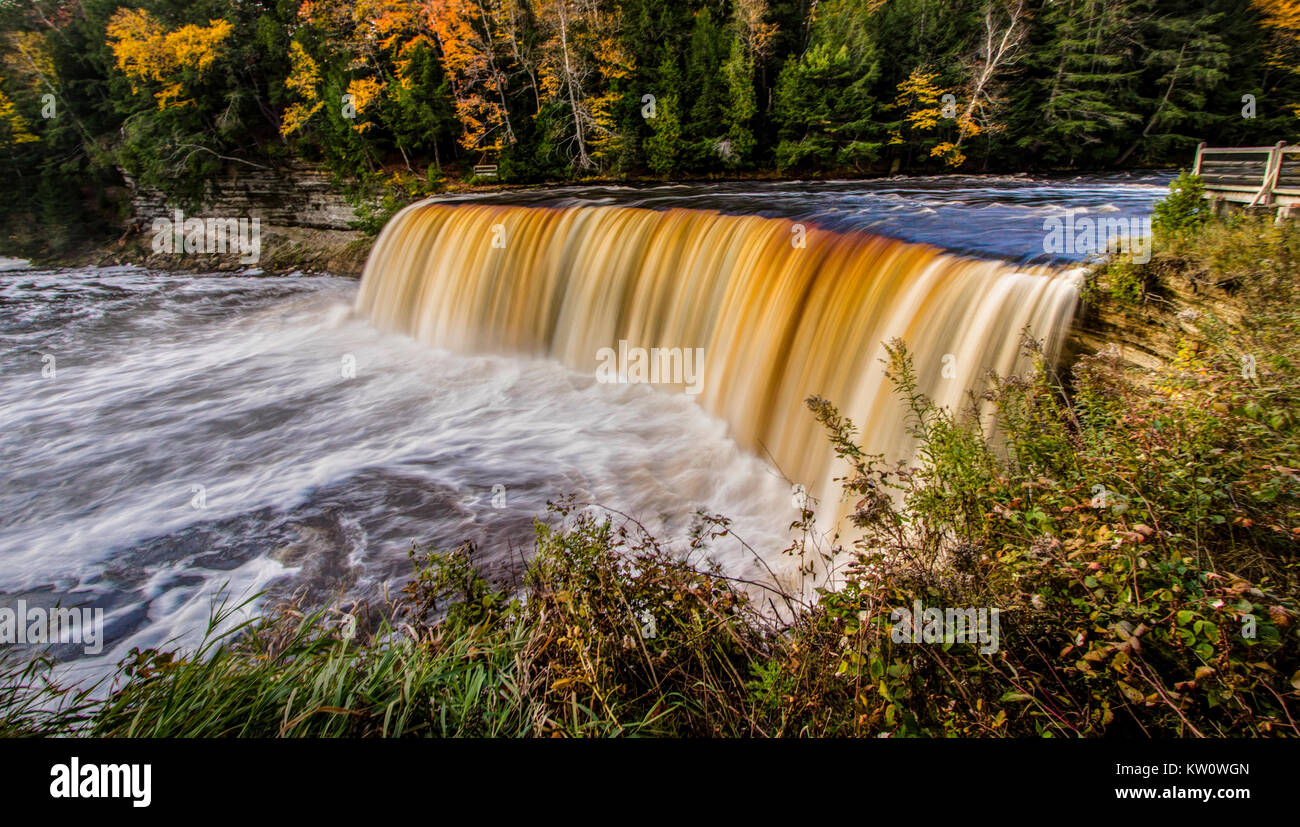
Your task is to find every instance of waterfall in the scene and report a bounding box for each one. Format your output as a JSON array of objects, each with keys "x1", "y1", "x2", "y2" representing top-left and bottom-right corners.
[{"x1": 356, "y1": 201, "x2": 1080, "y2": 536}]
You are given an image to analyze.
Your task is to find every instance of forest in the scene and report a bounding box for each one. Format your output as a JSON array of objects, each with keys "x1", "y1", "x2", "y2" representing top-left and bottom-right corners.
[{"x1": 2, "y1": 1, "x2": 1300, "y2": 242}]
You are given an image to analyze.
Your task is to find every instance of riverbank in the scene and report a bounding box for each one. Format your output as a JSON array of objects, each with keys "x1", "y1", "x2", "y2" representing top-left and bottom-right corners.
[
  {"x1": 17, "y1": 166, "x2": 1173, "y2": 276},
  {"x1": 5, "y1": 209, "x2": 1297, "y2": 738},
  {"x1": 43, "y1": 223, "x2": 376, "y2": 277}
]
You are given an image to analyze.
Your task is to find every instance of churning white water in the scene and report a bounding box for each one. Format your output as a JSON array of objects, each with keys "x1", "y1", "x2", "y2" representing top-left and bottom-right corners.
[{"x1": 0, "y1": 267, "x2": 795, "y2": 679}]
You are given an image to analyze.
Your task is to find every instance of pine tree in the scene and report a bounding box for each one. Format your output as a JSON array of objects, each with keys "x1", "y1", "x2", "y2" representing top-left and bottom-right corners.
[
  {"x1": 1008, "y1": 0, "x2": 1147, "y2": 167},
  {"x1": 772, "y1": 0, "x2": 882, "y2": 171}
]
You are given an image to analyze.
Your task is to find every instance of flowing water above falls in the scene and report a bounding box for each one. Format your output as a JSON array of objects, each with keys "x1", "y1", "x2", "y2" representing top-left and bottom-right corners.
[{"x1": 0, "y1": 174, "x2": 1168, "y2": 678}]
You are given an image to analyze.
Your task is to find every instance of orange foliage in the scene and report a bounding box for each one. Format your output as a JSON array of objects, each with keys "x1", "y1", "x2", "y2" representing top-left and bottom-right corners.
[{"x1": 422, "y1": 0, "x2": 514, "y2": 151}]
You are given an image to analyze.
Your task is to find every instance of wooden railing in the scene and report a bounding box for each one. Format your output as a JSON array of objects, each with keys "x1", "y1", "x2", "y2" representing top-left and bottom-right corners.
[
  {"x1": 472, "y1": 164, "x2": 499, "y2": 179},
  {"x1": 1192, "y1": 141, "x2": 1300, "y2": 218}
]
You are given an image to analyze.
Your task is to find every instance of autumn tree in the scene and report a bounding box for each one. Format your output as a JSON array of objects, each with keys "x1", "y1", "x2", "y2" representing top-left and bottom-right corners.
[
  {"x1": 106, "y1": 9, "x2": 233, "y2": 109},
  {"x1": 424, "y1": 0, "x2": 517, "y2": 155},
  {"x1": 0, "y1": 87, "x2": 37, "y2": 147},
  {"x1": 534, "y1": 0, "x2": 631, "y2": 170},
  {"x1": 943, "y1": 0, "x2": 1030, "y2": 165},
  {"x1": 104, "y1": 6, "x2": 262, "y2": 203},
  {"x1": 889, "y1": 66, "x2": 960, "y2": 164},
  {"x1": 281, "y1": 39, "x2": 324, "y2": 136},
  {"x1": 284, "y1": 0, "x2": 459, "y2": 173},
  {"x1": 1254, "y1": 0, "x2": 1300, "y2": 120},
  {"x1": 1256, "y1": 0, "x2": 1300, "y2": 53},
  {"x1": 0, "y1": 31, "x2": 50, "y2": 149},
  {"x1": 4, "y1": 0, "x2": 1299, "y2": 251}
]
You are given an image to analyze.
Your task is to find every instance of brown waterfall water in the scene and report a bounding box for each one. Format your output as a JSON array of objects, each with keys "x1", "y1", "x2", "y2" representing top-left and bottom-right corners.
[{"x1": 356, "y1": 201, "x2": 1082, "y2": 547}]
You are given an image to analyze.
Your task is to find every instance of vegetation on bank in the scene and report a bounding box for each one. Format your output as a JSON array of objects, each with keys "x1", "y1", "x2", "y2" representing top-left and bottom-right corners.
[
  {"x1": 4, "y1": 185, "x2": 1298, "y2": 737},
  {"x1": 3, "y1": 0, "x2": 1300, "y2": 255}
]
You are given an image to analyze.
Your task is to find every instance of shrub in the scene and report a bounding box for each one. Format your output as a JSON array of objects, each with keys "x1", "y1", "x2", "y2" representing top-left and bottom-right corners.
[{"x1": 1153, "y1": 171, "x2": 1209, "y2": 237}]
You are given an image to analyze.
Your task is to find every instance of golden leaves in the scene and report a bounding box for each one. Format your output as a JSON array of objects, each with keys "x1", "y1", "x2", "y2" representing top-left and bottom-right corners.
[
  {"x1": 1255, "y1": 1, "x2": 1300, "y2": 86},
  {"x1": 733, "y1": 0, "x2": 778, "y2": 60},
  {"x1": 285, "y1": 41, "x2": 321, "y2": 100},
  {"x1": 0, "y1": 32, "x2": 52, "y2": 147},
  {"x1": 6, "y1": 31, "x2": 55, "y2": 87},
  {"x1": 347, "y1": 76, "x2": 385, "y2": 132},
  {"x1": 106, "y1": 9, "x2": 233, "y2": 109},
  {"x1": 0, "y1": 88, "x2": 37, "y2": 146},
  {"x1": 281, "y1": 41, "x2": 323, "y2": 136},
  {"x1": 424, "y1": 0, "x2": 513, "y2": 151},
  {"x1": 1256, "y1": 0, "x2": 1300, "y2": 34},
  {"x1": 893, "y1": 68, "x2": 977, "y2": 168}
]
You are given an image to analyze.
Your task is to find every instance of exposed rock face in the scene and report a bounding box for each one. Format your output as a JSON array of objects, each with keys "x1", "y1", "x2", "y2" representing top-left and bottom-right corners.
[
  {"x1": 127, "y1": 161, "x2": 359, "y2": 232},
  {"x1": 122, "y1": 161, "x2": 374, "y2": 275},
  {"x1": 1063, "y1": 297, "x2": 1178, "y2": 372},
  {"x1": 1060, "y1": 265, "x2": 1245, "y2": 376}
]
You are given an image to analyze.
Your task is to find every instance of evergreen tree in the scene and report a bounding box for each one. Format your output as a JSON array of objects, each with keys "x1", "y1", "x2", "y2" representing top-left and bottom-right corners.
[
  {"x1": 1, "y1": 0, "x2": 1297, "y2": 251},
  {"x1": 771, "y1": 0, "x2": 881, "y2": 171},
  {"x1": 1008, "y1": 0, "x2": 1147, "y2": 167},
  {"x1": 645, "y1": 53, "x2": 684, "y2": 173}
]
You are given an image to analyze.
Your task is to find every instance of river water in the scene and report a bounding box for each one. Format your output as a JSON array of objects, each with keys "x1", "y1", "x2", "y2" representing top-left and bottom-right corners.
[{"x1": 0, "y1": 173, "x2": 1168, "y2": 679}]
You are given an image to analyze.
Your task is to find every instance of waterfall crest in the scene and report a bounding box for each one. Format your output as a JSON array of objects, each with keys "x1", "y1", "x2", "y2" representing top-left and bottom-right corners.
[{"x1": 356, "y1": 202, "x2": 1080, "y2": 532}]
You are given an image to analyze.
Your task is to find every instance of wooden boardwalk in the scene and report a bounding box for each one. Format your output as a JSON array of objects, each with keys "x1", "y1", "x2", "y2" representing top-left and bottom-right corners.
[{"x1": 1193, "y1": 141, "x2": 1300, "y2": 219}]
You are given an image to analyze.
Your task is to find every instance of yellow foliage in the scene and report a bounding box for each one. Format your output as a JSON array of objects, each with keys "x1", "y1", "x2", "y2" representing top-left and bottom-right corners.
[
  {"x1": 895, "y1": 68, "x2": 943, "y2": 108},
  {"x1": 347, "y1": 76, "x2": 385, "y2": 132},
  {"x1": 281, "y1": 41, "x2": 324, "y2": 137},
  {"x1": 895, "y1": 68, "x2": 946, "y2": 132},
  {"x1": 348, "y1": 77, "x2": 384, "y2": 114},
  {"x1": 0, "y1": 88, "x2": 37, "y2": 146},
  {"x1": 106, "y1": 9, "x2": 233, "y2": 108},
  {"x1": 353, "y1": 0, "x2": 419, "y2": 51},
  {"x1": 1255, "y1": 0, "x2": 1300, "y2": 117},
  {"x1": 281, "y1": 100, "x2": 324, "y2": 137},
  {"x1": 426, "y1": 0, "x2": 513, "y2": 151},
  {"x1": 1158, "y1": 337, "x2": 1214, "y2": 400},
  {"x1": 285, "y1": 41, "x2": 321, "y2": 100},
  {"x1": 1256, "y1": 0, "x2": 1300, "y2": 35},
  {"x1": 533, "y1": 0, "x2": 633, "y2": 164},
  {"x1": 6, "y1": 32, "x2": 55, "y2": 90},
  {"x1": 929, "y1": 141, "x2": 966, "y2": 167},
  {"x1": 733, "y1": 0, "x2": 779, "y2": 60},
  {"x1": 0, "y1": 32, "x2": 53, "y2": 146},
  {"x1": 895, "y1": 67, "x2": 976, "y2": 167}
]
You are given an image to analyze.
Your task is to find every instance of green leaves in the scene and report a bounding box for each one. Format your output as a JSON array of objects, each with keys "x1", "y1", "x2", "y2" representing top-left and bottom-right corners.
[{"x1": 1153, "y1": 171, "x2": 1209, "y2": 237}]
